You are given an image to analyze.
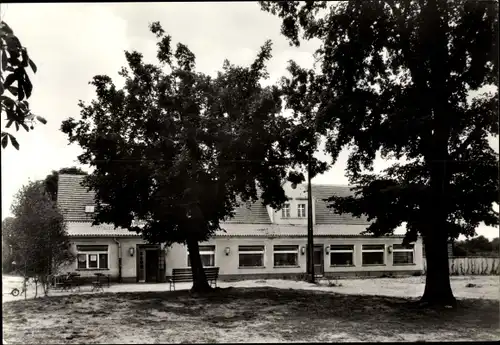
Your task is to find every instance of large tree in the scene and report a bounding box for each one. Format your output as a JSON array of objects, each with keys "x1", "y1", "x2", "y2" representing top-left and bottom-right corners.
[
  {"x1": 61, "y1": 23, "x2": 320, "y2": 292},
  {"x1": 44, "y1": 166, "x2": 88, "y2": 202},
  {"x1": 6, "y1": 180, "x2": 74, "y2": 297},
  {"x1": 261, "y1": 0, "x2": 499, "y2": 306},
  {"x1": 0, "y1": 21, "x2": 46, "y2": 150}
]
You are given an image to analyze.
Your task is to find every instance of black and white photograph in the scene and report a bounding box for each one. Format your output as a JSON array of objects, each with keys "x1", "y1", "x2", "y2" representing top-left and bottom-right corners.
[{"x1": 1, "y1": 0, "x2": 499, "y2": 343}]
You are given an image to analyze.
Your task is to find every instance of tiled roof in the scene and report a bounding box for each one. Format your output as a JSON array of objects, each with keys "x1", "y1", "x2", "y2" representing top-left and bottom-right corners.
[
  {"x1": 57, "y1": 174, "x2": 271, "y2": 224},
  {"x1": 57, "y1": 175, "x2": 368, "y2": 226},
  {"x1": 216, "y1": 223, "x2": 378, "y2": 237},
  {"x1": 312, "y1": 185, "x2": 370, "y2": 225},
  {"x1": 223, "y1": 199, "x2": 271, "y2": 224},
  {"x1": 58, "y1": 175, "x2": 96, "y2": 222}
]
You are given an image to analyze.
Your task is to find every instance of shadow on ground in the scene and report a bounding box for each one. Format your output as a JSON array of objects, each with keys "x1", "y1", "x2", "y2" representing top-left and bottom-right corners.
[{"x1": 3, "y1": 287, "x2": 499, "y2": 343}]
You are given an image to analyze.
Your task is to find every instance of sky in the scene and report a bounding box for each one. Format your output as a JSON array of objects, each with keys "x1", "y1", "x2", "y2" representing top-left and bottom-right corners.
[{"x1": 1, "y1": 2, "x2": 498, "y2": 240}]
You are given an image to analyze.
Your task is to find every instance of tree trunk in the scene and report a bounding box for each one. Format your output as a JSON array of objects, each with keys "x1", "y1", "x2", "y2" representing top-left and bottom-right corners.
[
  {"x1": 24, "y1": 260, "x2": 28, "y2": 301},
  {"x1": 420, "y1": 233, "x2": 456, "y2": 307},
  {"x1": 34, "y1": 278, "x2": 38, "y2": 299},
  {"x1": 186, "y1": 238, "x2": 212, "y2": 293},
  {"x1": 420, "y1": 144, "x2": 456, "y2": 307},
  {"x1": 41, "y1": 275, "x2": 48, "y2": 297}
]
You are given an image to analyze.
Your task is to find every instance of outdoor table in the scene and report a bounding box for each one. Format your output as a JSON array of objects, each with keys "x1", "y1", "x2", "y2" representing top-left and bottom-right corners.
[
  {"x1": 92, "y1": 273, "x2": 110, "y2": 289},
  {"x1": 91, "y1": 273, "x2": 104, "y2": 292}
]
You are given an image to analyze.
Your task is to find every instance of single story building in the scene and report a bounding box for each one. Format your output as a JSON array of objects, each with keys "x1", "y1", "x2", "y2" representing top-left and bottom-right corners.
[{"x1": 58, "y1": 174, "x2": 424, "y2": 282}]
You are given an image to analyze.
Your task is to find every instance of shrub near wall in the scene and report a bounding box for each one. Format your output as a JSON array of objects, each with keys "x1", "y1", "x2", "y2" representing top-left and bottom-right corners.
[{"x1": 423, "y1": 257, "x2": 500, "y2": 275}]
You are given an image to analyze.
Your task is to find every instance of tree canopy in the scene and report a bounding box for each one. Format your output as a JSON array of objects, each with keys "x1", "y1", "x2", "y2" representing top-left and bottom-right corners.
[
  {"x1": 61, "y1": 22, "x2": 322, "y2": 291},
  {"x1": 260, "y1": 0, "x2": 498, "y2": 306},
  {"x1": 0, "y1": 21, "x2": 46, "y2": 150},
  {"x1": 5, "y1": 180, "x2": 73, "y2": 295}
]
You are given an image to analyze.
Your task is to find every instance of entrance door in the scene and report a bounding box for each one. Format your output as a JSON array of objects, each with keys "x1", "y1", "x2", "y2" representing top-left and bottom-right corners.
[
  {"x1": 313, "y1": 245, "x2": 324, "y2": 276},
  {"x1": 138, "y1": 248, "x2": 145, "y2": 282},
  {"x1": 145, "y1": 250, "x2": 159, "y2": 283}
]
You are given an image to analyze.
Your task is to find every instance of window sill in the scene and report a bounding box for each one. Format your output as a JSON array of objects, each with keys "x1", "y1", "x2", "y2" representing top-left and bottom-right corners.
[
  {"x1": 362, "y1": 264, "x2": 386, "y2": 267},
  {"x1": 76, "y1": 268, "x2": 110, "y2": 271},
  {"x1": 273, "y1": 265, "x2": 300, "y2": 268},
  {"x1": 330, "y1": 265, "x2": 356, "y2": 267},
  {"x1": 393, "y1": 263, "x2": 416, "y2": 266},
  {"x1": 238, "y1": 266, "x2": 266, "y2": 269}
]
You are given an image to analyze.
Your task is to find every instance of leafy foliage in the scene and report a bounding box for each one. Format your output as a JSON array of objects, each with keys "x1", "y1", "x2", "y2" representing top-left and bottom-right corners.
[
  {"x1": 5, "y1": 180, "x2": 74, "y2": 290},
  {"x1": 60, "y1": 22, "x2": 318, "y2": 247},
  {"x1": 261, "y1": 0, "x2": 499, "y2": 242},
  {"x1": 262, "y1": 0, "x2": 498, "y2": 305},
  {"x1": 454, "y1": 236, "x2": 500, "y2": 257},
  {"x1": 2, "y1": 216, "x2": 16, "y2": 272},
  {"x1": 279, "y1": 59, "x2": 329, "y2": 180},
  {"x1": 44, "y1": 166, "x2": 88, "y2": 202},
  {"x1": 0, "y1": 21, "x2": 46, "y2": 150}
]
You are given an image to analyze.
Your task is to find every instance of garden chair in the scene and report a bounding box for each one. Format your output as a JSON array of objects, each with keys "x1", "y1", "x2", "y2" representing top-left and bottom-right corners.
[{"x1": 91, "y1": 273, "x2": 105, "y2": 292}]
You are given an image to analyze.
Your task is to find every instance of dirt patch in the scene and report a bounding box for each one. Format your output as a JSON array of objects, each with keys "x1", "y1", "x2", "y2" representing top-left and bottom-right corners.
[{"x1": 3, "y1": 286, "x2": 499, "y2": 343}]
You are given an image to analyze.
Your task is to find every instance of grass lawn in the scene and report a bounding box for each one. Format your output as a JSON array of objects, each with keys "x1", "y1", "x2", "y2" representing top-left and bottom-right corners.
[{"x1": 2, "y1": 286, "x2": 499, "y2": 343}]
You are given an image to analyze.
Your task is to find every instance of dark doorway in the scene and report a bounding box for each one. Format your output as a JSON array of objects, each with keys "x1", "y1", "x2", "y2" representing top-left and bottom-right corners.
[
  {"x1": 145, "y1": 250, "x2": 159, "y2": 282},
  {"x1": 313, "y1": 245, "x2": 324, "y2": 276}
]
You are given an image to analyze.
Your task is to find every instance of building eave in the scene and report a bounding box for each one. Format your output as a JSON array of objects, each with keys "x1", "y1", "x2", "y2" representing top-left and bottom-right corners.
[{"x1": 214, "y1": 234, "x2": 407, "y2": 238}]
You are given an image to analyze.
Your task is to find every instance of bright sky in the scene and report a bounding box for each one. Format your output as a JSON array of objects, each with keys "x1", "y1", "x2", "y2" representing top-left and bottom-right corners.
[{"x1": 1, "y1": 3, "x2": 498, "y2": 240}]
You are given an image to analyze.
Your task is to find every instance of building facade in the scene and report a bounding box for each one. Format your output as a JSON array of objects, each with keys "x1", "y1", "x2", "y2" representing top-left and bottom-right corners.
[{"x1": 58, "y1": 174, "x2": 424, "y2": 282}]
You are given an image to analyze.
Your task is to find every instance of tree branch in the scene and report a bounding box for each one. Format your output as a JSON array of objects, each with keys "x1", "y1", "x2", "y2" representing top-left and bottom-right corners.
[{"x1": 450, "y1": 126, "x2": 482, "y2": 160}]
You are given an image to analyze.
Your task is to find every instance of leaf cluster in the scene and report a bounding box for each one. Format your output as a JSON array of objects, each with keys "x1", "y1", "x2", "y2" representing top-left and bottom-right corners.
[{"x1": 1, "y1": 21, "x2": 46, "y2": 150}]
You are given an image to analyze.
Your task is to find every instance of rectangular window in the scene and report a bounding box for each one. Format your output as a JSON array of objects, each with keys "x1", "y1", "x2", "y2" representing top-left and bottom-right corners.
[
  {"x1": 77, "y1": 254, "x2": 87, "y2": 269},
  {"x1": 392, "y1": 244, "x2": 414, "y2": 265},
  {"x1": 297, "y1": 204, "x2": 306, "y2": 218},
  {"x1": 76, "y1": 245, "x2": 108, "y2": 269},
  {"x1": 239, "y1": 245, "x2": 265, "y2": 267},
  {"x1": 330, "y1": 245, "x2": 354, "y2": 266},
  {"x1": 273, "y1": 245, "x2": 299, "y2": 267},
  {"x1": 362, "y1": 244, "x2": 385, "y2": 265},
  {"x1": 187, "y1": 245, "x2": 215, "y2": 267},
  {"x1": 282, "y1": 203, "x2": 290, "y2": 218}
]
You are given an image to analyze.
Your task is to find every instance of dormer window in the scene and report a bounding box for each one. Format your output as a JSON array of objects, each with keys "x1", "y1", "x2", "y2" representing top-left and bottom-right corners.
[
  {"x1": 85, "y1": 206, "x2": 95, "y2": 213},
  {"x1": 297, "y1": 204, "x2": 306, "y2": 218},
  {"x1": 282, "y1": 203, "x2": 290, "y2": 218}
]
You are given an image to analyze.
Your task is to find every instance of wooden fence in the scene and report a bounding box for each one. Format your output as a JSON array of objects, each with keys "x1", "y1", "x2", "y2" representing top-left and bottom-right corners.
[{"x1": 423, "y1": 257, "x2": 500, "y2": 275}]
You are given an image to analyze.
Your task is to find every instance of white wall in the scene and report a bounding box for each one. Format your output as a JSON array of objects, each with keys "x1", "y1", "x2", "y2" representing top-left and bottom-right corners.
[
  {"x1": 119, "y1": 238, "x2": 148, "y2": 278},
  {"x1": 61, "y1": 235, "x2": 423, "y2": 279},
  {"x1": 165, "y1": 236, "x2": 424, "y2": 277},
  {"x1": 323, "y1": 237, "x2": 424, "y2": 274},
  {"x1": 61, "y1": 237, "x2": 147, "y2": 280}
]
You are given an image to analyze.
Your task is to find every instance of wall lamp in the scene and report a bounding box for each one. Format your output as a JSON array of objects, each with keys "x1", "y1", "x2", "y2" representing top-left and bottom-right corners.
[
  {"x1": 325, "y1": 246, "x2": 330, "y2": 255},
  {"x1": 129, "y1": 247, "x2": 135, "y2": 257},
  {"x1": 387, "y1": 245, "x2": 393, "y2": 254},
  {"x1": 224, "y1": 247, "x2": 231, "y2": 256},
  {"x1": 300, "y1": 246, "x2": 306, "y2": 255}
]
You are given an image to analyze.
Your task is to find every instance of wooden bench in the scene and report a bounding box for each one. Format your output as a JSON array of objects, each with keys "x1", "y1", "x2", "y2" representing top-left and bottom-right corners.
[{"x1": 168, "y1": 267, "x2": 219, "y2": 291}]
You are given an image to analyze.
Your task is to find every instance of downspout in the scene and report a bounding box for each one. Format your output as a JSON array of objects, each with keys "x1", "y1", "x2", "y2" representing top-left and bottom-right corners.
[{"x1": 113, "y1": 238, "x2": 122, "y2": 283}]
